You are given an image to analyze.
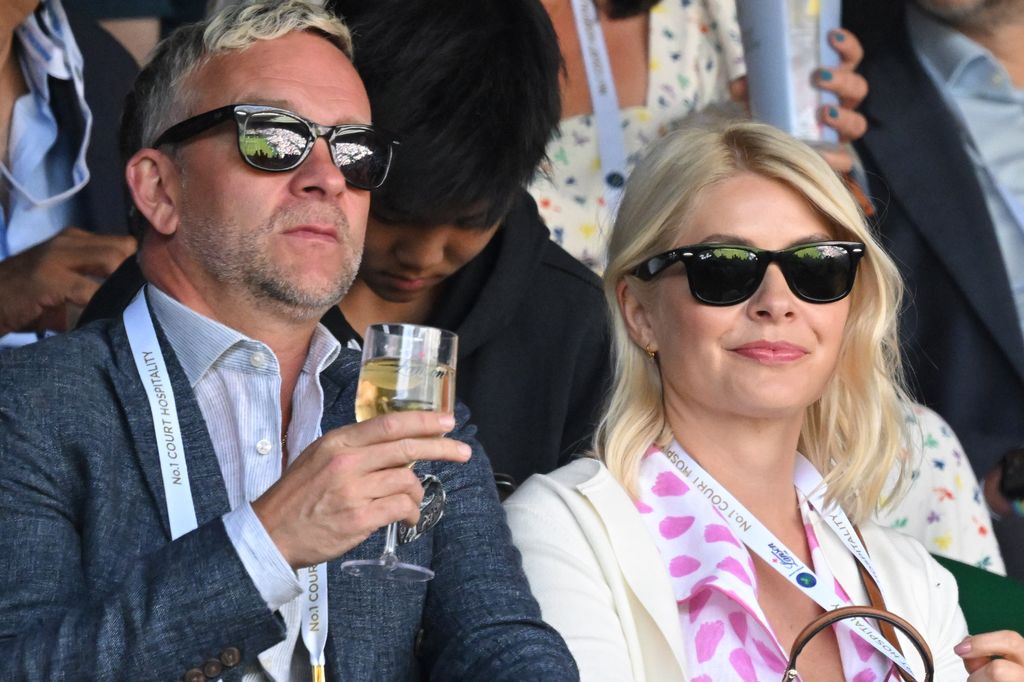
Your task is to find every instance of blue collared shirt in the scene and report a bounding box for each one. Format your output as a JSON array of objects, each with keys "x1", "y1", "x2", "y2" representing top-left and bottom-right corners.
[
  {"x1": 0, "y1": 0, "x2": 92, "y2": 349},
  {"x1": 908, "y1": 5, "x2": 1024, "y2": 343},
  {"x1": 148, "y1": 286, "x2": 342, "y2": 681}
]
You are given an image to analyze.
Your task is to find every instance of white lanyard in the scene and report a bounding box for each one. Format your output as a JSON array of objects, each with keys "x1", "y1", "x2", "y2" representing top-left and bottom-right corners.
[
  {"x1": 662, "y1": 441, "x2": 916, "y2": 678},
  {"x1": 569, "y1": 0, "x2": 628, "y2": 214},
  {"x1": 123, "y1": 288, "x2": 329, "y2": 678}
]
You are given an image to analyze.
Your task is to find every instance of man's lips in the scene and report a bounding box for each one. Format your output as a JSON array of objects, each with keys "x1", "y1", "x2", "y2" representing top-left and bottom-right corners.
[
  {"x1": 282, "y1": 224, "x2": 339, "y2": 243},
  {"x1": 730, "y1": 340, "x2": 809, "y2": 363}
]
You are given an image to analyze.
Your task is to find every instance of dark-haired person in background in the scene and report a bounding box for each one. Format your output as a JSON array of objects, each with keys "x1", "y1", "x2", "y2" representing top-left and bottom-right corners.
[
  {"x1": 85, "y1": 0, "x2": 611, "y2": 493},
  {"x1": 0, "y1": 0, "x2": 136, "y2": 347},
  {"x1": 328, "y1": 0, "x2": 610, "y2": 490},
  {"x1": 854, "y1": 0, "x2": 1024, "y2": 579}
]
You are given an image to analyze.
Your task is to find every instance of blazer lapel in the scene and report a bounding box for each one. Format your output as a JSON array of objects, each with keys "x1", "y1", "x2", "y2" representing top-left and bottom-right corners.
[
  {"x1": 577, "y1": 467, "x2": 689, "y2": 681},
  {"x1": 859, "y1": 23, "x2": 1024, "y2": 382},
  {"x1": 109, "y1": 303, "x2": 231, "y2": 540}
]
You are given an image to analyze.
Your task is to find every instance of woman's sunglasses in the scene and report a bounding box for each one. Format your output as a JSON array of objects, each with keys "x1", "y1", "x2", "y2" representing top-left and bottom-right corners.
[
  {"x1": 152, "y1": 104, "x2": 398, "y2": 190},
  {"x1": 632, "y1": 241, "x2": 866, "y2": 306}
]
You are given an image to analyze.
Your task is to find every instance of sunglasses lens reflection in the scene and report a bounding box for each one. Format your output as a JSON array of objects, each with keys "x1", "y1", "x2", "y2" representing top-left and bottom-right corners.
[
  {"x1": 785, "y1": 244, "x2": 854, "y2": 302},
  {"x1": 242, "y1": 113, "x2": 310, "y2": 171},
  {"x1": 241, "y1": 112, "x2": 389, "y2": 189},
  {"x1": 688, "y1": 246, "x2": 762, "y2": 305},
  {"x1": 687, "y1": 244, "x2": 856, "y2": 305}
]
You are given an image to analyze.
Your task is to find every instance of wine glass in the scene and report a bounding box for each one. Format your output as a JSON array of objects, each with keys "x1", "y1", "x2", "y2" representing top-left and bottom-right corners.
[{"x1": 341, "y1": 323, "x2": 457, "y2": 582}]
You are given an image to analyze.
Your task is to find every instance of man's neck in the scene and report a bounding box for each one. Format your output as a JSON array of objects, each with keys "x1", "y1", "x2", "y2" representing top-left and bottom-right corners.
[
  {"x1": 941, "y1": 2, "x2": 1024, "y2": 88},
  {"x1": 339, "y1": 278, "x2": 441, "y2": 340},
  {"x1": 144, "y1": 253, "x2": 321, "y2": 411},
  {"x1": 963, "y1": 21, "x2": 1024, "y2": 88}
]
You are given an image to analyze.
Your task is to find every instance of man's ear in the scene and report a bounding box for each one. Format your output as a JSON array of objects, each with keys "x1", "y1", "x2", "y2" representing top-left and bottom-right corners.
[
  {"x1": 617, "y1": 278, "x2": 657, "y2": 353},
  {"x1": 125, "y1": 149, "x2": 182, "y2": 236}
]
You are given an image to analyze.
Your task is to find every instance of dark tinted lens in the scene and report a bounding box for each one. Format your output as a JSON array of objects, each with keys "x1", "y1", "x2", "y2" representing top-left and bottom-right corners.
[
  {"x1": 687, "y1": 246, "x2": 763, "y2": 304},
  {"x1": 241, "y1": 112, "x2": 311, "y2": 170},
  {"x1": 784, "y1": 244, "x2": 854, "y2": 302},
  {"x1": 329, "y1": 129, "x2": 390, "y2": 190}
]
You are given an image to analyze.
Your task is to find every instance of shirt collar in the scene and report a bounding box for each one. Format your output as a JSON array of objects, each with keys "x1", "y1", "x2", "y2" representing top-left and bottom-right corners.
[
  {"x1": 15, "y1": 0, "x2": 81, "y2": 92},
  {"x1": 907, "y1": 4, "x2": 1017, "y2": 98},
  {"x1": 147, "y1": 285, "x2": 341, "y2": 387}
]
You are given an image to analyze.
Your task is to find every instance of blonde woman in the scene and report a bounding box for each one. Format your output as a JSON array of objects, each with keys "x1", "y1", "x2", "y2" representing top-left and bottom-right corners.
[{"x1": 505, "y1": 122, "x2": 1024, "y2": 680}]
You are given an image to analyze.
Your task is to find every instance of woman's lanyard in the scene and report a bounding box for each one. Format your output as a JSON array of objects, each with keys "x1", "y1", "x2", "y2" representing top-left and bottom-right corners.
[
  {"x1": 569, "y1": 0, "x2": 629, "y2": 214},
  {"x1": 122, "y1": 287, "x2": 330, "y2": 681},
  {"x1": 662, "y1": 441, "x2": 916, "y2": 678}
]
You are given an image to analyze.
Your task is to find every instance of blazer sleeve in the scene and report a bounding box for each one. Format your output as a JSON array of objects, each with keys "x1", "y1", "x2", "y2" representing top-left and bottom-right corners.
[
  {"x1": 0, "y1": 359, "x2": 284, "y2": 680},
  {"x1": 505, "y1": 478, "x2": 639, "y2": 681},
  {"x1": 417, "y1": 410, "x2": 580, "y2": 681}
]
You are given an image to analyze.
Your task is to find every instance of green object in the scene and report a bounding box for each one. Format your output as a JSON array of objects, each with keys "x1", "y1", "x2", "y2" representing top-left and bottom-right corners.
[{"x1": 932, "y1": 554, "x2": 1024, "y2": 634}]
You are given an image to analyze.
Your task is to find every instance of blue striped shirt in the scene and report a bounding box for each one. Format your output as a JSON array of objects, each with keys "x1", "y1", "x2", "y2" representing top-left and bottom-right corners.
[{"x1": 149, "y1": 286, "x2": 341, "y2": 681}]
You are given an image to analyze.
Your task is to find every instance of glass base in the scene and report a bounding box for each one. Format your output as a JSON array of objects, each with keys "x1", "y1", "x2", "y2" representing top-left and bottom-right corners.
[{"x1": 340, "y1": 557, "x2": 434, "y2": 582}]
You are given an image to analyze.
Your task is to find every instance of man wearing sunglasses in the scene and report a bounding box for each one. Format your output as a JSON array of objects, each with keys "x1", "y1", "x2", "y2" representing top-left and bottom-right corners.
[
  {"x1": 82, "y1": 0, "x2": 611, "y2": 497},
  {"x1": 0, "y1": 1, "x2": 577, "y2": 680}
]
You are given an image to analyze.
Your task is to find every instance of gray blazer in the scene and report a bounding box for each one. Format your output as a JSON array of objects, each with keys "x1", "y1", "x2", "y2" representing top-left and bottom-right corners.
[{"x1": 0, "y1": 310, "x2": 577, "y2": 681}]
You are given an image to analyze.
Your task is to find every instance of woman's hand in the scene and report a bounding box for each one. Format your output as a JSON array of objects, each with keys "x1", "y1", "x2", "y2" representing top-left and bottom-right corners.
[
  {"x1": 814, "y1": 28, "x2": 869, "y2": 173},
  {"x1": 956, "y1": 631, "x2": 1024, "y2": 681}
]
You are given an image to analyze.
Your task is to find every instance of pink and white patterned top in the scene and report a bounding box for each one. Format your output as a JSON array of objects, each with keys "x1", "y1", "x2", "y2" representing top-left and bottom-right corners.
[{"x1": 636, "y1": 444, "x2": 897, "y2": 681}]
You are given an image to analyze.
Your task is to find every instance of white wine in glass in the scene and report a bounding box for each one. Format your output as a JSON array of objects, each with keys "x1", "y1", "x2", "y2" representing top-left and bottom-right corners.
[{"x1": 342, "y1": 324, "x2": 458, "y2": 582}]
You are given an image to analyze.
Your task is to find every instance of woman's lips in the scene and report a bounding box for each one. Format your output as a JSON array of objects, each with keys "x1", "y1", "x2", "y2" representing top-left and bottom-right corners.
[{"x1": 731, "y1": 341, "x2": 809, "y2": 364}]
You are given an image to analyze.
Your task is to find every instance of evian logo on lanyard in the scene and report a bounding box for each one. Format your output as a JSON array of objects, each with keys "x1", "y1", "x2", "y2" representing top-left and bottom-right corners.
[
  {"x1": 122, "y1": 288, "x2": 329, "y2": 680},
  {"x1": 661, "y1": 440, "x2": 918, "y2": 679}
]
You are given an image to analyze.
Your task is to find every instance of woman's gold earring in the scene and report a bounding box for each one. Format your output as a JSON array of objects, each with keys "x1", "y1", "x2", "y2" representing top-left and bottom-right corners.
[{"x1": 644, "y1": 344, "x2": 657, "y2": 362}]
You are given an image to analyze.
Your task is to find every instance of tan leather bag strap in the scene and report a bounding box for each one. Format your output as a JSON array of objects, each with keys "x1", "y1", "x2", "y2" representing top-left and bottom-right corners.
[
  {"x1": 853, "y1": 526, "x2": 912, "y2": 677},
  {"x1": 782, "y1": 606, "x2": 934, "y2": 681},
  {"x1": 780, "y1": 526, "x2": 934, "y2": 681}
]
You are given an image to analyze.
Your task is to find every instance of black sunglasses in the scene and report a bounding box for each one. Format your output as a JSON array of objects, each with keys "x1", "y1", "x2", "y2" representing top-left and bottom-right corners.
[
  {"x1": 152, "y1": 104, "x2": 398, "y2": 190},
  {"x1": 632, "y1": 241, "x2": 866, "y2": 305}
]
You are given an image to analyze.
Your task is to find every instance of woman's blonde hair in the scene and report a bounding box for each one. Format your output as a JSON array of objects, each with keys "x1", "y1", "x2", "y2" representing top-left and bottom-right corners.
[{"x1": 597, "y1": 121, "x2": 910, "y2": 523}]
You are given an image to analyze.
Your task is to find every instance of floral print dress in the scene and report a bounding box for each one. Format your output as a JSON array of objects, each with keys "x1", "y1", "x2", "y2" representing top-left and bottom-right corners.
[{"x1": 528, "y1": 0, "x2": 746, "y2": 272}]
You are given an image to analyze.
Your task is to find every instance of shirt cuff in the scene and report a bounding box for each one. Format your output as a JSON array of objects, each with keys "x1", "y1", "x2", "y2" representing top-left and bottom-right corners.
[{"x1": 223, "y1": 503, "x2": 302, "y2": 612}]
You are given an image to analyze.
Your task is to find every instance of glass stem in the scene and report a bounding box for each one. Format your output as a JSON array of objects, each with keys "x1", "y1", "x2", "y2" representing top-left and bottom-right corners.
[{"x1": 381, "y1": 522, "x2": 400, "y2": 565}]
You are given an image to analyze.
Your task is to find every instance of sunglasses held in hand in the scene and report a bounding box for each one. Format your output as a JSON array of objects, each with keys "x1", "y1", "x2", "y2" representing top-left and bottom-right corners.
[
  {"x1": 632, "y1": 241, "x2": 865, "y2": 306},
  {"x1": 153, "y1": 103, "x2": 398, "y2": 190}
]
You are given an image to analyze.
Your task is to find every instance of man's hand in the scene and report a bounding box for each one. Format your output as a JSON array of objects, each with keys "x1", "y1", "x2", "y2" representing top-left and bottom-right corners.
[
  {"x1": 252, "y1": 411, "x2": 472, "y2": 568},
  {"x1": 0, "y1": 227, "x2": 137, "y2": 336}
]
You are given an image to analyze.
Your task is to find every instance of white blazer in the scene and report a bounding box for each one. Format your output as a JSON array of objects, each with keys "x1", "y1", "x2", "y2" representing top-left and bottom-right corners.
[{"x1": 505, "y1": 458, "x2": 969, "y2": 681}]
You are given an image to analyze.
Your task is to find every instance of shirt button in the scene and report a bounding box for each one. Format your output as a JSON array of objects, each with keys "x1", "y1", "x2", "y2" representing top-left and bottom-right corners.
[
  {"x1": 256, "y1": 439, "x2": 272, "y2": 456},
  {"x1": 184, "y1": 669, "x2": 205, "y2": 682},
  {"x1": 250, "y1": 351, "x2": 267, "y2": 368}
]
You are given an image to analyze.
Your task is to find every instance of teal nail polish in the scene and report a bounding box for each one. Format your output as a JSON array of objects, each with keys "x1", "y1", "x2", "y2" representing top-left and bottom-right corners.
[
  {"x1": 818, "y1": 69, "x2": 833, "y2": 82},
  {"x1": 828, "y1": 107, "x2": 839, "y2": 119},
  {"x1": 832, "y1": 31, "x2": 845, "y2": 42}
]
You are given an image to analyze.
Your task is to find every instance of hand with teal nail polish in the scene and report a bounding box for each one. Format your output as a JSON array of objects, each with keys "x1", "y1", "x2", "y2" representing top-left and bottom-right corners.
[{"x1": 813, "y1": 28, "x2": 869, "y2": 145}]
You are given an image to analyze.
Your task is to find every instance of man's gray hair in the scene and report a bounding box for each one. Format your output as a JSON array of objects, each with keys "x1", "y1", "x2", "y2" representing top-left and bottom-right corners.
[{"x1": 125, "y1": 0, "x2": 352, "y2": 158}]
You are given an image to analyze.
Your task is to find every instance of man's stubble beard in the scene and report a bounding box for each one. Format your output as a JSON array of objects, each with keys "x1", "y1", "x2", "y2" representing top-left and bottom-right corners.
[{"x1": 179, "y1": 199, "x2": 363, "y2": 322}]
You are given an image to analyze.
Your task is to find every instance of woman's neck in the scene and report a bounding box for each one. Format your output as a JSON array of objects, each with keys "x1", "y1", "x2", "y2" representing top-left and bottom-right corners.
[{"x1": 667, "y1": 405, "x2": 805, "y2": 529}]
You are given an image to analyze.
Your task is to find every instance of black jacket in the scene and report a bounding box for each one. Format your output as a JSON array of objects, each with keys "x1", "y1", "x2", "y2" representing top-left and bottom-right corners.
[
  {"x1": 325, "y1": 192, "x2": 611, "y2": 488},
  {"x1": 82, "y1": 192, "x2": 611, "y2": 490}
]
